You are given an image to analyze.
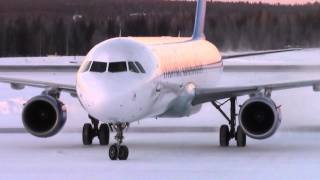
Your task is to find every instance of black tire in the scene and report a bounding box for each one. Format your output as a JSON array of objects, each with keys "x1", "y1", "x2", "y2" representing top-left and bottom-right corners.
[
  {"x1": 220, "y1": 125, "x2": 230, "y2": 147},
  {"x1": 98, "y1": 124, "x2": 110, "y2": 145},
  {"x1": 82, "y1": 123, "x2": 93, "y2": 145},
  {"x1": 118, "y1": 145, "x2": 129, "y2": 160},
  {"x1": 109, "y1": 144, "x2": 118, "y2": 160},
  {"x1": 236, "y1": 126, "x2": 246, "y2": 147}
]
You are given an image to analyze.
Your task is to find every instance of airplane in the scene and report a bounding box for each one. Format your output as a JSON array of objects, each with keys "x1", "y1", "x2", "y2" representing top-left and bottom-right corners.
[{"x1": 0, "y1": 0, "x2": 320, "y2": 161}]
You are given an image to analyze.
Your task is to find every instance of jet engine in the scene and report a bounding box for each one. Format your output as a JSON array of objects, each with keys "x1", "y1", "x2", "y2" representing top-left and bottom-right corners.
[
  {"x1": 239, "y1": 96, "x2": 281, "y2": 139},
  {"x1": 22, "y1": 95, "x2": 67, "y2": 138}
]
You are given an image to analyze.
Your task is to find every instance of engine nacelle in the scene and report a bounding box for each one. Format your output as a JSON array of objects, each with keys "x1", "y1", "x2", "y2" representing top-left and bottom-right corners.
[
  {"x1": 239, "y1": 96, "x2": 281, "y2": 139},
  {"x1": 22, "y1": 95, "x2": 67, "y2": 138}
]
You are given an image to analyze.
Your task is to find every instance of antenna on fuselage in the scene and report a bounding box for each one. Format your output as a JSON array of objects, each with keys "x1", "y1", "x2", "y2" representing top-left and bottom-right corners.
[{"x1": 191, "y1": 0, "x2": 207, "y2": 40}]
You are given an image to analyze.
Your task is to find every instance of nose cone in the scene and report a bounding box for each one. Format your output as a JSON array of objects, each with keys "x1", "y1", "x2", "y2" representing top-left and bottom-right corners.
[
  {"x1": 95, "y1": 84, "x2": 150, "y2": 123},
  {"x1": 78, "y1": 73, "x2": 150, "y2": 123}
]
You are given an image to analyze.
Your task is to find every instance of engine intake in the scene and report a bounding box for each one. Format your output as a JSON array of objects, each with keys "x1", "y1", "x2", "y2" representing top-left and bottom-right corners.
[
  {"x1": 239, "y1": 96, "x2": 281, "y2": 139},
  {"x1": 22, "y1": 95, "x2": 67, "y2": 138}
]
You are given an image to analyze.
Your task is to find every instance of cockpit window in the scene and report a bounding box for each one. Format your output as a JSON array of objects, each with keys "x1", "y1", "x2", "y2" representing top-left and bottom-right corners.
[
  {"x1": 108, "y1": 62, "x2": 127, "y2": 73},
  {"x1": 80, "y1": 61, "x2": 92, "y2": 73},
  {"x1": 90, "y1": 61, "x2": 107, "y2": 73},
  {"x1": 128, "y1": 62, "x2": 139, "y2": 73},
  {"x1": 135, "y1": 61, "x2": 146, "y2": 73}
]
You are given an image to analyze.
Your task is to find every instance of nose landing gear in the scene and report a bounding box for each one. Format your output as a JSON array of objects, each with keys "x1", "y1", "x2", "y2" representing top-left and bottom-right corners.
[
  {"x1": 82, "y1": 116, "x2": 110, "y2": 145},
  {"x1": 109, "y1": 123, "x2": 129, "y2": 160}
]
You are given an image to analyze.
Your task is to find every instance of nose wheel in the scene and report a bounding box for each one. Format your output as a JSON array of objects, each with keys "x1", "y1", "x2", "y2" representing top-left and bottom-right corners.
[
  {"x1": 109, "y1": 144, "x2": 129, "y2": 160},
  {"x1": 108, "y1": 123, "x2": 129, "y2": 160},
  {"x1": 213, "y1": 97, "x2": 247, "y2": 147},
  {"x1": 82, "y1": 115, "x2": 110, "y2": 146}
]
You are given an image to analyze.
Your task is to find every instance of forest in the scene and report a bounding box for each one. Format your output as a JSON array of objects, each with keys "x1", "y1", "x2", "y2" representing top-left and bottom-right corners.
[{"x1": 0, "y1": 0, "x2": 319, "y2": 57}]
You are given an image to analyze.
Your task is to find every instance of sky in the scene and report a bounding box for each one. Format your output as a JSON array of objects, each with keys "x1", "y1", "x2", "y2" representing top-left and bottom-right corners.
[{"x1": 217, "y1": 0, "x2": 320, "y2": 4}]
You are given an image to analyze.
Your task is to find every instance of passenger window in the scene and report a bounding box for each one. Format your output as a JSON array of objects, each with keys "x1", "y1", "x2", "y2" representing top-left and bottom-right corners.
[
  {"x1": 108, "y1": 62, "x2": 127, "y2": 73},
  {"x1": 80, "y1": 61, "x2": 92, "y2": 73},
  {"x1": 128, "y1": 62, "x2": 139, "y2": 73},
  {"x1": 90, "y1": 61, "x2": 107, "y2": 73},
  {"x1": 135, "y1": 61, "x2": 146, "y2": 73}
]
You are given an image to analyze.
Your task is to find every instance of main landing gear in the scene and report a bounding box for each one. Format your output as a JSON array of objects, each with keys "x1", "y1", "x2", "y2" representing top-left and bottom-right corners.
[
  {"x1": 109, "y1": 123, "x2": 129, "y2": 160},
  {"x1": 212, "y1": 97, "x2": 246, "y2": 147},
  {"x1": 82, "y1": 116, "x2": 110, "y2": 145}
]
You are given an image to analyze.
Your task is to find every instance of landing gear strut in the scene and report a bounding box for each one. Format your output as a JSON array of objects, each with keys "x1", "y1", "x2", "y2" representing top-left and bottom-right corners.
[
  {"x1": 212, "y1": 97, "x2": 246, "y2": 147},
  {"x1": 82, "y1": 115, "x2": 110, "y2": 146},
  {"x1": 109, "y1": 123, "x2": 129, "y2": 160}
]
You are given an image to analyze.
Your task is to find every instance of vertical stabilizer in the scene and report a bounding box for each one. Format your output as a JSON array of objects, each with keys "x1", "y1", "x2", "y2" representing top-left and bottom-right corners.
[{"x1": 192, "y1": 0, "x2": 207, "y2": 40}]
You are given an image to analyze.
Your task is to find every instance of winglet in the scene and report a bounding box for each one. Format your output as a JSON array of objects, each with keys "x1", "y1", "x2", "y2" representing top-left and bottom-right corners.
[{"x1": 192, "y1": 0, "x2": 207, "y2": 40}]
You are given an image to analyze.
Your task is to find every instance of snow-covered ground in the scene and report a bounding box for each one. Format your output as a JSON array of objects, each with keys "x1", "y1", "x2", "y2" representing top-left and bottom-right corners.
[
  {"x1": 1, "y1": 132, "x2": 320, "y2": 179},
  {"x1": 0, "y1": 49, "x2": 320, "y2": 179}
]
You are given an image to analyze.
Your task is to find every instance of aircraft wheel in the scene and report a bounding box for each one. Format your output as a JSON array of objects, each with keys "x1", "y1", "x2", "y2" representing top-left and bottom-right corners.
[
  {"x1": 83, "y1": 123, "x2": 94, "y2": 145},
  {"x1": 109, "y1": 144, "x2": 118, "y2": 160},
  {"x1": 98, "y1": 124, "x2": 110, "y2": 145},
  {"x1": 118, "y1": 145, "x2": 129, "y2": 160},
  {"x1": 220, "y1": 125, "x2": 230, "y2": 147},
  {"x1": 236, "y1": 126, "x2": 246, "y2": 147}
]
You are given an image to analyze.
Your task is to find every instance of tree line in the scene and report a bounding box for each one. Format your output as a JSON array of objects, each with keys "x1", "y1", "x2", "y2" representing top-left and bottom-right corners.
[{"x1": 0, "y1": 0, "x2": 320, "y2": 57}]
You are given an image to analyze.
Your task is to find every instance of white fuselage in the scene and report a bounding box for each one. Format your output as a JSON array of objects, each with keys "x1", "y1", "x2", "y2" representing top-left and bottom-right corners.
[{"x1": 76, "y1": 37, "x2": 222, "y2": 123}]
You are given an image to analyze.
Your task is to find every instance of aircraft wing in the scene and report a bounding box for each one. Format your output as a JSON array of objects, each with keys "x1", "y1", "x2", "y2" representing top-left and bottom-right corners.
[
  {"x1": 222, "y1": 48, "x2": 302, "y2": 60},
  {"x1": 0, "y1": 56, "x2": 83, "y2": 96},
  {"x1": 0, "y1": 76, "x2": 76, "y2": 92},
  {"x1": 193, "y1": 48, "x2": 320, "y2": 105},
  {"x1": 192, "y1": 80, "x2": 320, "y2": 105},
  {"x1": 0, "y1": 56, "x2": 82, "y2": 72}
]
